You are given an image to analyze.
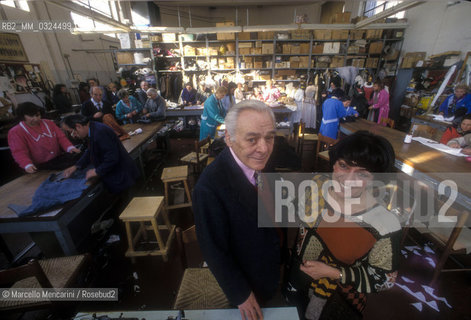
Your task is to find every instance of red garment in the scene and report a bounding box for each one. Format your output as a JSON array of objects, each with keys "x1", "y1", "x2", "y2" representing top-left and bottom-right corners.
[
  {"x1": 363, "y1": 85, "x2": 374, "y2": 101},
  {"x1": 440, "y1": 127, "x2": 461, "y2": 145},
  {"x1": 8, "y1": 119, "x2": 74, "y2": 169}
]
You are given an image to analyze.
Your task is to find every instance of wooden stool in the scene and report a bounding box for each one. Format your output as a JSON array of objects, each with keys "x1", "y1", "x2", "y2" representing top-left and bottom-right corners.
[
  {"x1": 161, "y1": 166, "x2": 192, "y2": 211},
  {"x1": 119, "y1": 196, "x2": 175, "y2": 263}
]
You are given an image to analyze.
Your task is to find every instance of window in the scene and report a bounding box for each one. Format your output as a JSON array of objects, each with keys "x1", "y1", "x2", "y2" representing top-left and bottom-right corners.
[
  {"x1": 71, "y1": 11, "x2": 118, "y2": 32},
  {"x1": 364, "y1": 1, "x2": 405, "y2": 19},
  {"x1": 0, "y1": 0, "x2": 29, "y2": 11},
  {"x1": 73, "y1": 0, "x2": 112, "y2": 19}
]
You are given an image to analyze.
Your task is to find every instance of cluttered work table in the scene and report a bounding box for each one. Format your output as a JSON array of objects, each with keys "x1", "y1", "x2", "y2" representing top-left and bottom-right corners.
[
  {"x1": 0, "y1": 121, "x2": 166, "y2": 258},
  {"x1": 340, "y1": 118, "x2": 471, "y2": 208},
  {"x1": 74, "y1": 307, "x2": 299, "y2": 320}
]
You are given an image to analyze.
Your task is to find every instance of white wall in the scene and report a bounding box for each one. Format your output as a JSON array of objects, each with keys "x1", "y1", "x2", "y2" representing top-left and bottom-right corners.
[
  {"x1": 402, "y1": 1, "x2": 471, "y2": 59},
  {"x1": 1, "y1": 1, "x2": 120, "y2": 102}
]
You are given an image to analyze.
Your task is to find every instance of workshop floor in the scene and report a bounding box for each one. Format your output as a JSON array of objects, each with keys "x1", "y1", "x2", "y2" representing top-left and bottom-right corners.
[{"x1": 2, "y1": 134, "x2": 471, "y2": 320}]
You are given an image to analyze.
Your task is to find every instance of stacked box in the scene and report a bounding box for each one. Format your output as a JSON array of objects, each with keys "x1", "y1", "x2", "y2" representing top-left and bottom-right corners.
[
  {"x1": 290, "y1": 56, "x2": 300, "y2": 68},
  {"x1": 401, "y1": 52, "x2": 426, "y2": 68},
  {"x1": 196, "y1": 47, "x2": 208, "y2": 56},
  {"x1": 300, "y1": 43, "x2": 310, "y2": 54},
  {"x1": 260, "y1": 74, "x2": 271, "y2": 80},
  {"x1": 216, "y1": 21, "x2": 235, "y2": 40},
  {"x1": 323, "y1": 42, "x2": 341, "y2": 54},
  {"x1": 312, "y1": 44, "x2": 324, "y2": 54},
  {"x1": 239, "y1": 47, "x2": 251, "y2": 55},
  {"x1": 366, "y1": 29, "x2": 383, "y2": 39},
  {"x1": 350, "y1": 30, "x2": 365, "y2": 40},
  {"x1": 262, "y1": 43, "x2": 274, "y2": 54},
  {"x1": 314, "y1": 30, "x2": 331, "y2": 40},
  {"x1": 238, "y1": 32, "x2": 251, "y2": 40},
  {"x1": 251, "y1": 47, "x2": 262, "y2": 54},
  {"x1": 238, "y1": 42, "x2": 252, "y2": 48},
  {"x1": 365, "y1": 58, "x2": 379, "y2": 68},
  {"x1": 331, "y1": 30, "x2": 349, "y2": 40},
  {"x1": 368, "y1": 41, "x2": 383, "y2": 54},
  {"x1": 254, "y1": 61, "x2": 264, "y2": 69},
  {"x1": 209, "y1": 47, "x2": 218, "y2": 55},
  {"x1": 347, "y1": 46, "x2": 360, "y2": 54},
  {"x1": 255, "y1": 41, "x2": 263, "y2": 48},
  {"x1": 162, "y1": 33, "x2": 176, "y2": 42},
  {"x1": 245, "y1": 62, "x2": 253, "y2": 69},
  {"x1": 291, "y1": 29, "x2": 311, "y2": 39},
  {"x1": 117, "y1": 52, "x2": 134, "y2": 65},
  {"x1": 330, "y1": 56, "x2": 344, "y2": 68},
  {"x1": 258, "y1": 32, "x2": 275, "y2": 40},
  {"x1": 290, "y1": 44, "x2": 300, "y2": 54},
  {"x1": 330, "y1": 12, "x2": 351, "y2": 23},
  {"x1": 282, "y1": 44, "x2": 291, "y2": 54},
  {"x1": 184, "y1": 45, "x2": 196, "y2": 56},
  {"x1": 299, "y1": 56, "x2": 310, "y2": 68},
  {"x1": 351, "y1": 59, "x2": 365, "y2": 68}
]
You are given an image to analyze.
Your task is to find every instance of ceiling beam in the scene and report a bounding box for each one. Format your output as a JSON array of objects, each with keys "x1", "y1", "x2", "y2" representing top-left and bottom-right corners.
[{"x1": 355, "y1": 1, "x2": 424, "y2": 29}]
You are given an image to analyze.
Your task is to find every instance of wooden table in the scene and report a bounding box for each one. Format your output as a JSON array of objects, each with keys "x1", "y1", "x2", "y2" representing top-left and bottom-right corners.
[
  {"x1": 122, "y1": 121, "x2": 164, "y2": 178},
  {"x1": 340, "y1": 118, "x2": 471, "y2": 208},
  {"x1": 0, "y1": 171, "x2": 105, "y2": 255},
  {"x1": 411, "y1": 114, "x2": 452, "y2": 131}
]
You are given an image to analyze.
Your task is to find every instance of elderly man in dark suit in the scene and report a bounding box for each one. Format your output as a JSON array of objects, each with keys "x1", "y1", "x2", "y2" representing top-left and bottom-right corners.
[
  {"x1": 61, "y1": 114, "x2": 139, "y2": 194},
  {"x1": 193, "y1": 100, "x2": 280, "y2": 320},
  {"x1": 81, "y1": 86, "x2": 113, "y2": 122}
]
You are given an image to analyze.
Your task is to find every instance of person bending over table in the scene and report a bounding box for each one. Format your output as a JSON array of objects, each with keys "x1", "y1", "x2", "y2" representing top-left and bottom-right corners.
[
  {"x1": 199, "y1": 86, "x2": 227, "y2": 141},
  {"x1": 61, "y1": 114, "x2": 139, "y2": 194},
  {"x1": 8, "y1": 102, "x2": 81, "y2": 173},
  {"x1": 115, "y1": 89, "x2": 143, "y2": 124},
  {"x1": 143, "y1": 88, "x2": 166, "y2": 121},
  {"x1": 193, "y1": 100, "x2": 280, "y2": 320},
  {"x1": 181, "y1": 82, "x2": 197, "y2": 105},
  {"x1": 438, "y1": 84, "x2": 471, "y2": 118},
  {"x1": 440, "y1": 114, "x2": 471, "y2": 145},
  {"x1": 368, "y1": 80, "x2": 389, "y2": 125},
  {"x1": 285, "y1": 131, "x2": 400, "y2": 320}
]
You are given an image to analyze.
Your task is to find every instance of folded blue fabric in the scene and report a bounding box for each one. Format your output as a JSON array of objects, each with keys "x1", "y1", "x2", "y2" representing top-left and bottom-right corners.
[{"x1": 8, "y1": 170, "x2": 89, "y2": 217}]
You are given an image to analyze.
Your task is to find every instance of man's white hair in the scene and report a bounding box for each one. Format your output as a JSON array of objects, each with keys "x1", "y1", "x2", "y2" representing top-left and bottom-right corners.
[
  {"x1": 225, "y1": 100, "x2": 275, "y2": 142},
  {"x1": 146, "y1": 88, "x2": 157, "y2": 95}
]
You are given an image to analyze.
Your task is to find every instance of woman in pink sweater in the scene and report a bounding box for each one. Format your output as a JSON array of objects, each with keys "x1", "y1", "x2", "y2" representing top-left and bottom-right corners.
[
  {"x1": 8, "y1": 102, "x2": 80, "y2": 173},
  {"x1": 368, "y1": 80, "x2": 390, "y2": 125}
]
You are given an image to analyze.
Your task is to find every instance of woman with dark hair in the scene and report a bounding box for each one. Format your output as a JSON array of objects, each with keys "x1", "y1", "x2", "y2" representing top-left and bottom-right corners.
[
  {"x1": 181, "y1": 82, "x2": 197, "y2": 105},
  {"x1": 285, "y1": 131, "x2": 400, "y2": 320},
  {"x1": 8, "y1": 102, "x2": 80, "y2": 173},
  {"x1": 115, "y1": 89, "x2": 143, "y2": 124},
  {"x1": 53, "y1": 84, "x2": 72, "y2": 114},
  {"x1": 222, "y1": 81, "x2": 237, "y2": 111},
  {"x1": 368, "y1": 80, "x2": 390, "y2": 125},
  {"x1": 440, "y1": 113, "x2": 471, "y2": 145},
  {"x1": 78, "y1": 82, "x2": 90, "y2": 103}
]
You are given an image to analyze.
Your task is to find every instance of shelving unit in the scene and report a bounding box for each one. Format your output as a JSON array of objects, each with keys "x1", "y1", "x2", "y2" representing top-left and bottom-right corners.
[{"x1": 150, "y1": 26, "x2": 405, "y2": 86}]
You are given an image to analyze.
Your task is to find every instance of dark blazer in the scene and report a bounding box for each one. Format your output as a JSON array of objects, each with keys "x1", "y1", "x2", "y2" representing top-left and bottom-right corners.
[
  {"x1": 81, "y1": 99, "x2": 113, "y2": 122},
  {"x1": 75, "y1": 121, "x2": 139, "y2": 194},
  {"x1": 193, "y1": 147, "x2": 280, "y2": 306}
]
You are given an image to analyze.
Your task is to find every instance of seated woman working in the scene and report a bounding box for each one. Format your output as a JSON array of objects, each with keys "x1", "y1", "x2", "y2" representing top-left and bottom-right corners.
[
  {"x1": 181, "y1": 82, "x2": 198, "y2": 105},
  {"x1": 440, "y1": 114, "x2": 471, "y2": 145},
  {"x1": 8, "y1": 102, "x2": 81, "y2": 173},
  {"x1": 285, "y1": 131, "x2": 401, "y2": 320},
  {"x1": 199, "y1": 86, "x2": 227, "y2": 141},
  {"x1": 115, "y1": 89, "x2": 143, "y2": 124},
  {"x1": 447, "y1": 132, "x2": 471, "y2": 155}
]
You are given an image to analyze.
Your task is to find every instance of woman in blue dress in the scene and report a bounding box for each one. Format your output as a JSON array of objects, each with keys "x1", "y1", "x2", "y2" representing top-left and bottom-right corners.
[
  {"x1": 319, "y1": 93, "x2": 347, "y2": 140},
  {"x1": 199, "y1": 86, "x2": 228, "y2": 141}
]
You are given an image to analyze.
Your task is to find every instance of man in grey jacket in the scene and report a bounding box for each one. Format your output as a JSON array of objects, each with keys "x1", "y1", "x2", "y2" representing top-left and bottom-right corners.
[{"x1": 143, "y1": 88, "x2": 166, "y2": 120}]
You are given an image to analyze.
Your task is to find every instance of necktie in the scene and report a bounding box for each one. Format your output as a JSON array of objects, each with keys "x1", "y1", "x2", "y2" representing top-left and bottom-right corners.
[{"x1": 253, "y1": 171, "x2": 262, "y2": 190}]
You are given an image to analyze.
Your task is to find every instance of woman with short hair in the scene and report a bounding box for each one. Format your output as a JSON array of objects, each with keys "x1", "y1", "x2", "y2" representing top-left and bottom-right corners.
[
  {"x1": 115, "y1": 88, "x2": 143, "y2": 124},
  {"x1": 368, "y1": 80, "x2": 390, "y2": 125},
  {"x1": 199, "y1": 86, "x2": 228, "y2": 140}
]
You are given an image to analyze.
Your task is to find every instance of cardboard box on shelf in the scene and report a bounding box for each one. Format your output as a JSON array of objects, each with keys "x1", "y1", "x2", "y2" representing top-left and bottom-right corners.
[
  {"x1": 300, "y1": 43, "x2": 310, "y2": 54},
  {"x1": 290, "y1": 44, "x2": 300, "y2": 54},
  {"x1": 251, "y1": 47, "x2": 262, "y2": 54},
  {"x1": 331, "y1": 30, "x2": 349, "y2": 40},
  {"x1": 314, "y1": 30, "x2": 331, "y2": 40},
  {"x1": 162, "y1": 33, "x2": 176, "y2": 42},
  {"x1": 116, "y1": 52, "x2": 134, "y2": 65},
  {"x1": 254, "y1": 61, "x2": 264, "y2": 69},
  {"x1": 401, "y1": 52, "x2": 426, "y2": 68},
  {"x1": 239, "y1": 42, "x2": 253, "y2": 48},
  {"x1": 255, "y1": 41, "x2": 263, "y2": 48},
  {"x1": 258, "y1": 32, "x2": 275, "y2": 40},
  {"x1": 209, "y1": 47, "x2": 218, "y2": 55},
  {"x1": 330, "y1": 56, "x2": 344, "y2": 68},
  {"x1": 227, "y1": 57, "x2": 235, "y2": 63},
  {"x1": 245, "y1": 62, "x2": 253, "y2": 69},
  {"x1": 330, "y1": 12, "x2": 351, "y2": 23},
  {"x1": 366, "y1": 29, "x2": 383, "y2": 39},
  {"x1": 196, "y1": 47, "x2": 208, "y2": 56},
  {"x1": 149, "y1": 35, "x2": 162, "y2": 42},
  {"x1": 289, "y1": 56, "x2": 300, "y2": 63},
  {"x1": 299, "y1": 56, "x2": 310, "y2": 68},
  {"x1": 312, "y1": 44, "x2": 324, "y2": 54},
  {"x1": 260, "y1": 74, "x2": 271, "y2": 80},
  {"x1": 291, "y1": 29, "x2": 311, "y2": 39},
  {"x1": 365, "y1": 58, "x2": 379, "y2": 68},
  {"x1": 282, "y1": 44, "x2": 291, "y2": 54},
  {"x1": 369, "y1": 41, "x2": 383, "y2": 54},
  {"x1": 277, "y1": 69, "x2": 297, "y2": 76},
  {"x1": 244, "y1": 56, "x2": 254, "y2": 63},
  {"x1": 323, "y1": 42, "x2": 340, "y2": 54},
  {"x1": 239, "y1": 32, "x2": 251, "y2": 40},
  {"x1": 184, "y1": 45, "x2": 196, "y2": 56},
  {"x1": 239, "y1": 47, "x2": 251, "y2": 55},
  {"x1": 262, "y1": 43, "x2": 274, "y2": 54},
  {"x1": 290, "y1": 61, "x2": 300, "y2": 68},
  {"x1": 217, "y1": 33, "x2": 235, "y2": 40},
  {"x1": 350, "y1": 30, "x2": 364, "y2": 40},
  {"x1": 351, "y1": 58, "x2": 365, "y2": 68},
  {"x1": 347, "y1": 46, "x2": 360, "y2": 54}
]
